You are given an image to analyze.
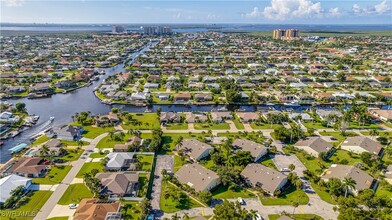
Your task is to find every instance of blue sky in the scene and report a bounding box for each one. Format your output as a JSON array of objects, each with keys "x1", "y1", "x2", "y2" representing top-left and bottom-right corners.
[{"x1": 1, "y1": 0, "x2": 391, "y2": 24}]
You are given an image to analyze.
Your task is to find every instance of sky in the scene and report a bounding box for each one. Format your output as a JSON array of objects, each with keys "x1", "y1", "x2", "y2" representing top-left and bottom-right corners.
[{"x1": 1, "y1": 0, "x2": 392, "y2": 24}]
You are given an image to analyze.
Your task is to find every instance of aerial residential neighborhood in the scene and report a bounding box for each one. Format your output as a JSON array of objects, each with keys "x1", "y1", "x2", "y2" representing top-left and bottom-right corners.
[{"x1": 1, "y1": 1, "x2": 392, "y2": 219}]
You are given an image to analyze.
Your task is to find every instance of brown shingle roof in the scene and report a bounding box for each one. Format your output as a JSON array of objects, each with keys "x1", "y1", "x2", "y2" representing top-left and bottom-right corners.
[{"x1": 73, "y1": 199, "x2": 120, "y2": 220}]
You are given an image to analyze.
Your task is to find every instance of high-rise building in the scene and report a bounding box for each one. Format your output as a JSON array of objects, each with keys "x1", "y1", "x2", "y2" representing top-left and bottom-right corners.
[
  {"x1": 112, "y1": 25, "x2": 126, "y2": 34},
  {"x1": 273, "y1": 29, "x2": 286, "y2": 39},
  {"x1": 273, "y1": 29, "x2": 299, "y2": 39},
  {"x1": 143, "y1": 26, "x2": 172, "y2": 35},
  {"x1": 285, "y1": 29, "x2": 299, "y2": 38}
]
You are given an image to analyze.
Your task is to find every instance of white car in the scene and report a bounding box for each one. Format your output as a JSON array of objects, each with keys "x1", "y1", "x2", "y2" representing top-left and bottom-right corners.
[
  {"x1": 237, "y1": 197, "x2": 245, "y2": 205},
  {"x1": 69, "y1": 204, "x2": 79, "y2": 209},
  {"x1": 255, "y1": 213, "x2": 263, "y2": 220}
]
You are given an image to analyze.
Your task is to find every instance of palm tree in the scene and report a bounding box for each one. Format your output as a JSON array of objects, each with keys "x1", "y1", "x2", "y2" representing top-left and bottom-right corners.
[
  {"x1": 369, "y1": 129, "x2": 379, "y2": 140},
  {"x1": 39, "y1": 145, "x2": 49, "y2": 159},
  {"x1": 175, "y1": 136, "x2": 183, "y2": 150},
  {"x1": 291, "y1": 201, "x2": 299, "y2": 215},
  {"x1": 289, "y1": 164, "x2": 295, "y2": 172},
  {"x1": 343, "y1": 177, "x2": 356, "y2": 198},
  {"x1": 108, "y1": 131, "x2": 114, "y2": 140}
]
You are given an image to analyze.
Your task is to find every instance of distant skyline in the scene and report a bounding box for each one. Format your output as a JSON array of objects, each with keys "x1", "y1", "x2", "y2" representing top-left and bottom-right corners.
[{"x1": 1, "y1": 0, "x2": 392, "y2": 24}]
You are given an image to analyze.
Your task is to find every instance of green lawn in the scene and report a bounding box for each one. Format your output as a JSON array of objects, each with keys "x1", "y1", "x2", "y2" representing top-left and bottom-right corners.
[
  {"x1": 269, "y1": 214, "x2": 323, "y2": 220},
  {"x1": 32, "y1": 165, "x2": 71, "y2": 185},
  {"x1": 166, "y1": 123, "x2": 188, "y2": 130},
  {"x1": 161, "y1": 133, "x2": 209, "y2": 153},
  {"x1": 260, "y1": 156, "x2": 278, "y2": 170},
  {"x1": 81, "y1": 125, "x2": 115, "y2": 139},
  {"x1": 0, "y1": 191, "x2": 53, "y2": 220},
  {"x1": 59, "y1": 149, "x2": 83, "y2": 162},
  {"x1": 375, "y1": 182, "x2": 392, "y2": 199},
  {"x1": 174, "y1": 155, "x2": 188, "y2": 172},
  {"x1": 136, "y1": 154, "x2": 154, "y2": 171},
  {"x1": 348, "y1": 121, "x2": 382, "y2": 130},
  {"x1": 89, "y1": 152, "x2": 108, "y2": 158},
  {"x1": 319, "y1": 131, "x2": 358, "y2": 145},
  {"x1": 194, "y1": 122, "x2": 230, "y2": 130},
  {"x1": 311, "y1": 182, "x2": 338, "y2": 205},
  {"x1": 60, "y1": 140, "x2": 89, "y2": 146},
  {"x1": 121, "y1": 201, "x2": 142, "y2": 220},
  {"x1": 58, "y1": 183, "x2": 93, "y2": 205},
  {"x1": 302, "y1": 121, "x2": 328, "y2": 129},
  {"x1": 160, "y1": 182, "x2": 202, "y2": 213},
  {"x1": 211, "y1": 185, "x2": 256, "y2": 199},
  {"x1": 259, "y1": 186, "x2": 309, "y2": 206},
  {"x1": 76, "y1": 162, "x2": 104, "y2": 178},
  {"x1": 31, "y1": 135, "x2": 50, "y2": 146},
  {"x1": 138, "y1": 173, "x2": 149, "y2": 197},
  {"x1": 250, "y1": 122, "x2": 281, "y2": 130},
  {"x1": 232, "y1": 117, "x2": 245, "y2": 130},
  {"x1": 121, "y1": 113, "x2": 160, "y2": 130},
  {"x1": 96, "y1": 133, "x2": 133, "y2": 149}
]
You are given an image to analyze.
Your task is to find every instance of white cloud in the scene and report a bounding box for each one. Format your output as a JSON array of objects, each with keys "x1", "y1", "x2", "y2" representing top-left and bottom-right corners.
[
  {"x1": 352, "y1": 0, "x2": 390, "y2": 15},
  {"x1": 328, "y1": 7, "x2": 341, "y2": 17},
  {"x1": 246, "y1": 7, "x2": 261, "y2": 18},
  {"x1": 374, "y1": 0, "x2": 389, "y2": 14},
  {"x1": 4, "y1": 0, "x2": 25, "y2": 7},
  {"x1": 262, "y1": 0, "x2": 323, "y2": 20}
]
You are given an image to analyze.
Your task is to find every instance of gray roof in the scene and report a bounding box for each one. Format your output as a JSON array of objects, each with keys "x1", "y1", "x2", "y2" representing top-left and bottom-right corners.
[
  {"x1": 45, "y1": 139, "x2": 61, "y2": 148},
  {"x1": 295, "y1": 137, "x2": 333, "y2": 154},
  {"x1": 232, "y1": 139, "x2": 267, "y2": 159},
  {"x1": 178, "y1": 139, "x2": 214, "y2": 161},
  {"x1": 175, "y1": 163, "x2": 219, "y2": 192},
  {"x1": 322, "y1": 164, "x2": 374, "y2": 191},
  {"x1": 0, "y1": 174, "x2": 31, "y2": 203},
  {"x1": 241, "y1": 163, "x2": 287, "y2": 193},
  {"x1": 106, "y1": 152, "x2": 135, "y2": 169},
  {"x1": 96, "y1": 172, "x2": 138, "y2": 195},
  {"x1": 342, "y1": 136, "x2": 383, "y2": 155}
]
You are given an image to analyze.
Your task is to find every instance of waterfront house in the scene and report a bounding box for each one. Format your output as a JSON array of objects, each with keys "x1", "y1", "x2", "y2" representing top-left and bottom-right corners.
[
  {"x1": 8, "y1": 157, "x2": 47, "y2": 178},
  {"x1": 210, "y1": 111, "x2": 233, "y2": 123},
  {"x1": 160, "y1": 111, "x2": 182, "y2": 123}
]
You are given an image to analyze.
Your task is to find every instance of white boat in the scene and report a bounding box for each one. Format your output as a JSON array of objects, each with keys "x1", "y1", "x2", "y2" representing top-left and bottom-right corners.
[{"x1": 49, "y1": 117, "x2": 55, "y2": 122}]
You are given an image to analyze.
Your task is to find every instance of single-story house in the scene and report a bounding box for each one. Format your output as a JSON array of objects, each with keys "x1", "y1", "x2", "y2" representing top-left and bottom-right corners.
[
  {"x1": 160, "y1": 111, "x2": 182, "y2": 123},
  {"x1": 113, "y1": 136, "x2": 143, "y2": 152},
  {"x1": 294, "y1": 137, "x2": 333, "y2": 157},
  {"x1": 105, "y1": 152, "x2": 135, "y2": 171},
  {"x1": 49, "y1": 125, "x2": 84, "y2": 141},
  {"x1": 241, "y1": 163, "x2": 288, "y2": 195},
  {"x1": 316, "y1": 109, "x2": 343, "y2": 121},
  {"x1": 341, "y1": 136, "x2": 384, "y2": 157},
  {"x1": 288, "y1": 113, "x2": 313, "y2": 122},
  {"x1": 232, "y1": 139, "x2": 268, "y2": 162},
  {"x1": 186, "y1": 113, "x2": 208, "y2": 123},
  {"x1": 236, "y1": 112, "x2": 260, "y2": 123},
  {"x1": 0, "y1": 174, "x2": 32, "y2": 203},
  {"x1": 175, "y1": 163, "x2": 220, "y2": 192},
  {"x1": 321, "y1": 164, "x2": 377, "y2": 195},
  {"x1": 73, "y1": 199, "x2": 121, "y2": 220},
  {"x1": 369, "y1": 109, "x2": 392, "y2": 122},
  {"x1": 173, "y1": 93, "x2": 191, "y2": 102},
  {"x1": 177, "y1": 139, "x2": 214, "y2": 161},
  {"x1": 95, "y1": 172, "x2": 139, "y2": 197},
  {"x1": 8, "y1": 157, "x2": 47, "y2": 178},
  {"x1": 210, "y1": 111, "x2": 233, "y2": 123}
]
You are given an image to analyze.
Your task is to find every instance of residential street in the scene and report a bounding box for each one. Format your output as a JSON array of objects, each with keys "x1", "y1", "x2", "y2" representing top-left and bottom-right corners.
[{"x1": 34, "y1": 133, "x2": 108, "y2": 220}]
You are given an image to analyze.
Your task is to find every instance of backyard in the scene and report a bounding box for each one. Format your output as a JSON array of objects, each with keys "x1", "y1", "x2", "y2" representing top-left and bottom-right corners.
[
  {"x1": 121, "y1": 113, "x2": 160, "y2": 130},
  {"x1": 160, "y1": 181, "x2": 202, "y2": 213},
  {"x1": 32, "y1": 165, "x2": 71, "y2": 184}
]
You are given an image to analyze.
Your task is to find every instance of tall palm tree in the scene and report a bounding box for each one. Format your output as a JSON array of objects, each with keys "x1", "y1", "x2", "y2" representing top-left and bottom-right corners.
[
  {"x1": 343, "y1": 177, "x2": 356, "y2": 198},
  {"x1": 39, "y1": 145, "x2": 49, "y2": 159},
  {"x1": 175, "y1": 136, "x2": 183, "y2": 151}
]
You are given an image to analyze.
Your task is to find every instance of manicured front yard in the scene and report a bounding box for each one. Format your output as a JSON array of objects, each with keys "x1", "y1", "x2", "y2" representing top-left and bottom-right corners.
[
  {"x1": 0, "y1": 191, "x2": 53, "y2": 220},
  {"x1": 250, "y1": 122, "x2": 281, "y2": 130},
  {"x1": 232, "y1": 117, "x2": 245, "y2": 130},
  {"x1": 194, "y1": 122, "x2": 230, "y2": 130},
  {"x1": 89, "y1": 151, "x2": 108, "y2": 158},
  {"x1": 59, "y1": 149, "x2": 84, "y2": 162},
  {"x1": 96, "y1": 133, "x2": 132, "y2": 149},
  {"x1": 160, "y1": 181, "x2": 202, "y2": 213},
  {"x1": 58, "y1": 183, "x2": 93, "y2": 205},
  {"x1": 302, "y1": 121, "x2": 328, "y2": 129},
  {"x1": 166, "y1": 123, "x2": 188, "y2": 130},
  {"x1": 76, "y1": 162, "x2": 104, "y2": 178},
  {"x1": 259, "y1": 186, "x2": 309, "y2": 206},
  {"x1": 269, "y1": 214, "x2": 323, "y2": 220},
  {"x1": 212, "y1": 185, "x2": 256, "y2": 199},
  {"x1": 32, "y1": 165, "x2": 71, "y2": 184},
  {"x1": 348, "y1": 121, "x2": 382, "y2": 130},
  {"x1": 319, "y1": 131, "x2": 358, "y2": 145},
  {"x1": 311, "y1": 182, "x2": 338, "y2": 205},
  {"x1": 81, "y1": 125, "x2": 115, "y2": 139},
  {"x1": 121, "y1": 113, "x2": 160, "y2": 130}
]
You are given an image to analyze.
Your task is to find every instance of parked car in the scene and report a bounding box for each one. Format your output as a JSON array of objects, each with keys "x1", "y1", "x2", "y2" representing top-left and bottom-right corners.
[
  {"x1": 237, "y1": 197, "x2": 245, "y2": 205},
  {"x1": 255, "y1": 213, "x2": 263, "y2": 220},
  {"x1": 69, "y1": 204, "x2": 79, "y2": 209}
]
